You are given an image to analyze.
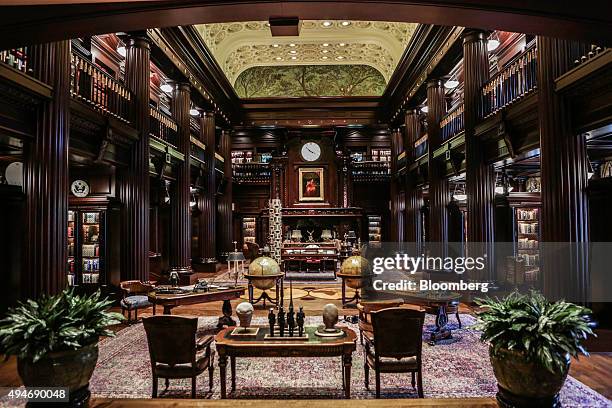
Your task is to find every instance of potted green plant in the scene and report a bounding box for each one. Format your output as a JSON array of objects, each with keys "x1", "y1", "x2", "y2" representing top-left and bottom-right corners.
[
  {"x1": 475, "y1": 291, "x2": 594, "y2": 408},
  {"x1": 0, "y1": 289, "x2": 124, "y2": 404}
]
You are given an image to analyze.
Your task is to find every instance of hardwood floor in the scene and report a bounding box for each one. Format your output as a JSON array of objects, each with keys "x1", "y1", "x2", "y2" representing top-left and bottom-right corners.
[{"x1": 1, "y1": 283, "x2": 610, "y2": 404}]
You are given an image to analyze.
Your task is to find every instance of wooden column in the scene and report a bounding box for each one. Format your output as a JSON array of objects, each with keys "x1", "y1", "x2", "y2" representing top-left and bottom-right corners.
[
  {"x1": 218, "y1": 129, "x2": 233, "y2": 255},
  {"x1": 427, "y1": 79, "x2": 449, "y2": 248},
  {"x1": 390, "y1": 129, "x2": 404, "y2": 242},
  {"x1": 169, "y1": 82, "x2": 191, "y2": 273},
  {"x1": 23, "y1": 41, "x2": 70, "y2": 298},
  {"x1": 537, "y1": 37, "x2": 589, "y2": 301},
  {"x1": 463, "y1": 30, "x2": 495, "y2": 277},
  {"x1": 118, "y1": 33, "x2": 150, "y2": 282},
  {"x1": 195, "y1": 111, "x2": 217, "y2": 269},
  {"x1": 404, "y1": 109, "x2": 422, "y2": 244}
]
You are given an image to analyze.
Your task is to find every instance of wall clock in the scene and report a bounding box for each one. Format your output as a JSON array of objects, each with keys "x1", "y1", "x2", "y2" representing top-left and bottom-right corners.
[
  {"x1": 71, "y1": 179, "x2": 90, "y2": 197},
  {"x1": 301, "y1": 141, "x2": 322, "y2": 162}
]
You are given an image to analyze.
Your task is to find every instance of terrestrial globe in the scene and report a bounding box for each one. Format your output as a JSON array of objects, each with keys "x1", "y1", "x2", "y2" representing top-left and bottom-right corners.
[
  {"x1": 247, "y1": 256, "x2": 281, "y2": 290},
  {"x1": 339, "y1": 255, "x2": 369, "y2": 289}
]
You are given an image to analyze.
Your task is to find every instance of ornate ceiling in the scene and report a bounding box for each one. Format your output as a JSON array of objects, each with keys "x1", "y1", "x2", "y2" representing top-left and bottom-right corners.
[{"x1": 194, "y1": 20, "x2": 417, "y2": 91}]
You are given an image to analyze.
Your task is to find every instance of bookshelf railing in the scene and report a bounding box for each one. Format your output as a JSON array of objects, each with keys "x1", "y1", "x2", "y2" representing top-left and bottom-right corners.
[
  {"x1": 0, "y1": 47, "x2": 31, "y2": 74},
  {"x1": 233, "y1": 162, "x2": 271, "y2": 184},
  {"x1": 440, "y1": 102, "x2": 464, "y2": 141},
  {"x1": 480, "y1": 46, "x2": 538, "y2": 119},
  {"x1": 149, "y1": 106, "x2": 178, "y2": 146},
  {"x1": 70, "y1": 53, "x2": 132, "y2": 123}
]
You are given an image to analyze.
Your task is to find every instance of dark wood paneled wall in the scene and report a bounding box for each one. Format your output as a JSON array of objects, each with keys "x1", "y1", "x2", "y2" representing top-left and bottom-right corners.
[
  {"x1": 23, "y1": 41, "x2": 70, "y2": 298},
  {"x1": 391, "y1": 129, "x2": 404, "y2": 242},
  {"x1": 118, "y1": 33, "x2": 151, "y2": 282},
  {"x1": 537, "y1": 36, "x2": 590, "y2": 301},
  {"x1": 464, "y1": 30, "x2": 496, "y2": 278},
  {"x1": 169, "y1": 82, "x2": 191, "y2": 272}
]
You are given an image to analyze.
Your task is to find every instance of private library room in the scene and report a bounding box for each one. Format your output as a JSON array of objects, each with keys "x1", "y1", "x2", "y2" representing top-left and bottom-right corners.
[{"x1": 0, "y1": 1, "x2": 611, "y2": 407}]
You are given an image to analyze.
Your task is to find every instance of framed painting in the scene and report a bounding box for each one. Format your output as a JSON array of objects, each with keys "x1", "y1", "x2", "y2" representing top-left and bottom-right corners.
[{"x1": 298, "y1": 168, "x2": 324, "y2": 202}]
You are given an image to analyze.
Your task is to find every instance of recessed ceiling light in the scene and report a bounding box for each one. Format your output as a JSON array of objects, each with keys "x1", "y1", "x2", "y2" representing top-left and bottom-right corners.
[
  {"x1": 336, "y1": 56, "x2": 344, "y2": 60},
  {"x1": 289, "y1": 43, "x2": 296, "y2": 47},
  {"x1": 275, "y1": 56, "x2": 282, "y2": 60},
  {"x1": 160, "y1": 83, "x2": 173, "y2": 93},
  {"x1": 272, "y1": 44, "x2": 279, "y2": 47},
  {"x1": 487, "y1": 39, "x2": 500, "y2": 52},
  {"x1": 322, "y1": 43, "x2": 329, "y2": 47},
  {"x1": 341, "y1": 21, "x2": 351, "y2": 26},
  {"x1": 322, "y1": 56, "x2": 328, "y2": 60},
  {"x1": 291, "y1": 56, "x2": 297, "y2": 60},
  {"x1": 322, "y1": 49, "x2": 329, "y2": 53},
  {"x1": 339, "y1": 43, "x2": 346, "y2": 47},
  {"x1": 444, "y1": 79, "x2": 460, "y2": 89},
  {"x1": 289, "y1": 50, "x2": 297, "y2": 54},
  {"x1": 322, "y1": 21, "x2": 332, "y2": 27}
]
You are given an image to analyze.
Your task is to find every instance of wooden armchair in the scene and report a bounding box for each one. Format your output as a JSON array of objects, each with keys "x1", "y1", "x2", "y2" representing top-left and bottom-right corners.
[
  {"x1": 119, "y1": 280, "x2": 155, "y2": 323},
  {"x1": 143, "y1": 315, "x2": 215, "y2": 398},
  {"x1": 357, "y1": 299, "x2": 404, "y2": 344},
  {"x1": 364, "y1": 308, "x2": 426, "y2": 398}
]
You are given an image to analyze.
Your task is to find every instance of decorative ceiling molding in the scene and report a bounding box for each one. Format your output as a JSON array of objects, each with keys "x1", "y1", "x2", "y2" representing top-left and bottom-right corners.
[{"x1": 195, "y1": 20, "x2": 417, "y2": 84}]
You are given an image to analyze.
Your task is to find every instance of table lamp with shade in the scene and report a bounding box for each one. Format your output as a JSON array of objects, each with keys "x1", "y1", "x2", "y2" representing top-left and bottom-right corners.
[
  {"x1": 227, "y1": 241, "x2": 246, "y2": 288},
  {"x1": 321, "y1": 229, "x2": 333, "y2": 241},
  {"x1": 291, "y1": 229, "x2": 303, "y2": 242}
]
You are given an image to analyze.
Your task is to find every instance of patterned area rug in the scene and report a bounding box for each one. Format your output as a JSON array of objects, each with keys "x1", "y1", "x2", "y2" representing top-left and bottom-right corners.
[{"x1": 86, "y1": 315, "x2": 611, "y2": 406}]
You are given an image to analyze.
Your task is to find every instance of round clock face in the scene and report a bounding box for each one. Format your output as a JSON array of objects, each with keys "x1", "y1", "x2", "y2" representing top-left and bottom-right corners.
[
  {"x1": 301, "y1": 142, "x2": 322, "y2": 162},
  {"x1": 71, "y1": 180, "x2": 90, "y2": 197}
]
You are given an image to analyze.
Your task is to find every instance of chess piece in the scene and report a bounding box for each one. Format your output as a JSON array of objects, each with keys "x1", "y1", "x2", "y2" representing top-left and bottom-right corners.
[
  {"x1": 236, "y1": 302, "x2": 254, "y2": 332},
  {"x1": 278, "y1": 306, "x2": 286, "y2": 337},
  {"x1": 322, "y1": 303, "x2": 339, "y2": 332},
  {"x1": 297, "y1": 306, "x2": 305, "y2": 337},
  {"x1": 268, "y1": 308, "x2": 276, "y2": 337},
  {"x1": 169, "y1": 270, "x2": 179, "y2": 287},
  {"x1": 287, "y1": 305, "x2": 295, "y2": 337}
]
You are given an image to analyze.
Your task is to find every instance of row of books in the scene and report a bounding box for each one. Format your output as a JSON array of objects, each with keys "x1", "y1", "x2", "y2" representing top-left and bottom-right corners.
[{"x1": 0, "y1": 48, "x2": 30, "y2": 74}]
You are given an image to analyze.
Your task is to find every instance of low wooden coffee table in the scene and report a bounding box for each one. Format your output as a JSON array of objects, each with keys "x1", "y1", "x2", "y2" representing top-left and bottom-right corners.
[
  {"x1": 148, "y1": 287, "x2": 245, "y2": 327},
  {"x1": 214, "y1": 326, "x2": 357, "y2": 399}
]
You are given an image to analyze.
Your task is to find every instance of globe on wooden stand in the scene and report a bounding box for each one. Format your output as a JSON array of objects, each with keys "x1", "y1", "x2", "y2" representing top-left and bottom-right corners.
[
  {"x1": 243, "y1": 256, "x2": 284, "y2": 307},
  {"x1": 336, "y1": 255, "x2": 370, "y2": 307}
]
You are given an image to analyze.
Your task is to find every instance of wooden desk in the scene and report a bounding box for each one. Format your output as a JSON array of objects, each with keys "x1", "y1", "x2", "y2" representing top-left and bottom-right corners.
[
  {"x1": 148, "y1": 287, "x2": 245, "y2": 327},
  {"x1": 404, "y1": 292, "x2": 462, "y2": 344},
  {"x1": 214, "y1": 326, "x2": 357, "y2": 399}
]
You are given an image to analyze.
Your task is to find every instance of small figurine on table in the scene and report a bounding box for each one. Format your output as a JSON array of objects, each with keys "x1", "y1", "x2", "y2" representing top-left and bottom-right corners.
[
  {"x1": 268, "y1": 308, "x2": 276, "y2": 337},
  {"x1": 297, "y1": 306, "x2": 305, "y2": 337},
  {"x1": 278, "y1": 306, "x2": 286, "y2": 337},
  {"x1": 287, "y1": 305, "x2": 295, "y2": 337}
]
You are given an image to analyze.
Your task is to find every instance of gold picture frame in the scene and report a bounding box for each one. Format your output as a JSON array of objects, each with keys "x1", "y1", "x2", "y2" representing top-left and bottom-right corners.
[{"x1": 298, "y1": 168, "x2": 324, "y2": 202}]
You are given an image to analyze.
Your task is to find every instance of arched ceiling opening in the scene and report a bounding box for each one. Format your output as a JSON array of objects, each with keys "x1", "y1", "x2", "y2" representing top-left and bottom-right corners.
[{"x1": 195, "y1": 20, "x2": 417, "y2": 84}]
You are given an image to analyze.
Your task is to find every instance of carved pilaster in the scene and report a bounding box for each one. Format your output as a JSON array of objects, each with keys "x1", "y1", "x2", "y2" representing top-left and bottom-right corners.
[
  {"x1": 169, "y1": 82, "x2": 191, "y2": 272},
  {"x1": 390, "y1": 129, "x2": 404, "y2": 242},
  {"x1": 404, "y1": 109, "x2": 421, "y2": 244},
  {"x1": 537, "y1": 36, "x2": 589, "y2": 301},
  {"x1": 218, "y1": 129, "x2": 233, "y2": 255},
  {"x1": 427, "y1": 79, "x2": 449, "y2": 248},
  {"x1": 195, "y1": 111, "x2": 217, "y2": 267},
  {"x1": 23, "y1": 40, "x2": 70, "y2": 297},
  {"x1": 464, "y1": 29, "x2": 495, "y2": 278},
  {"x1": 118, "y1": 32, "x2": 151, "y2": 282}
]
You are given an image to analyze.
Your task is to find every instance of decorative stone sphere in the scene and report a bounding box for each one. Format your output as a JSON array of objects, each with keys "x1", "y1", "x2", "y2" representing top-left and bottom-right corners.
[
  {"x1": 236, "y1": 302, "x2": 254, "y2": 328},
  {"x1": 247, "y1": 256, "x2": 281, "y2": 290},
  {"x1": 340, "y1": 256, "x2": 369, "y2": 289},
  {"x1": 322, "y1": 303, "x2": 339, "y2": 331}
]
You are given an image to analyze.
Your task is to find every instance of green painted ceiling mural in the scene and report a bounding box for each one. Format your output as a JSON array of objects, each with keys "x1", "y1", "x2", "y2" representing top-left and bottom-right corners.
[{"x1": 234, "y1": 65, "x2": 386, "y2": 98}]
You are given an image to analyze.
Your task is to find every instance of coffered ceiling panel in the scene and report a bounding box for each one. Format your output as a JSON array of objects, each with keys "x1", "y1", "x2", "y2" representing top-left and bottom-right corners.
[{"x1": 194, "y1": 20, "x2": 417, "y2": 94}]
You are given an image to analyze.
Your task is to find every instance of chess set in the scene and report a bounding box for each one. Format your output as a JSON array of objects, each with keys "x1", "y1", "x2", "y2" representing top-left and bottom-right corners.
[{"x1": 264, "y1": 304, "x2": 307, "y2": 340}]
